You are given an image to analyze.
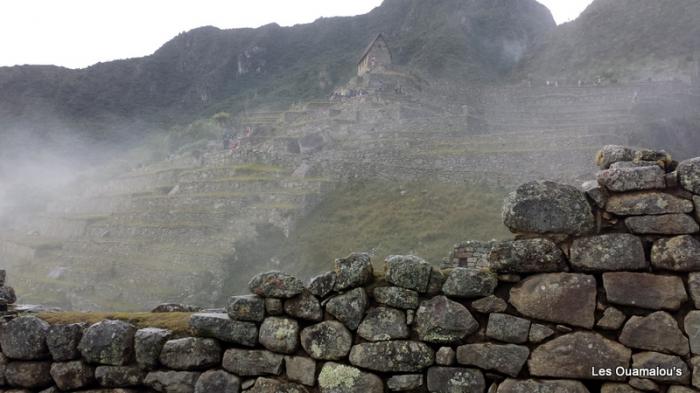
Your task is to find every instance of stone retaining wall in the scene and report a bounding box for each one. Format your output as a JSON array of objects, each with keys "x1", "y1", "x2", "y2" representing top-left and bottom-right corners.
[{"x1": 4, "y1": 144, "x2": 700, "y2": 392}]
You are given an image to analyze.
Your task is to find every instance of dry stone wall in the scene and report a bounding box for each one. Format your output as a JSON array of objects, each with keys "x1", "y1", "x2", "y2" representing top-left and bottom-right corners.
[{"x1": 5, "y1": 145, "x2": 700, "y2": 392}]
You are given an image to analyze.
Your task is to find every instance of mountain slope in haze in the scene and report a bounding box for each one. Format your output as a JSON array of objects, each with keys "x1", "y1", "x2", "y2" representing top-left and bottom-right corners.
[
  {"x1": 0, "y1": 0, "x2": 554, "y2": 147},
  {"x1": 516, "y1": 0, "x2": 700, "y2": 83}
]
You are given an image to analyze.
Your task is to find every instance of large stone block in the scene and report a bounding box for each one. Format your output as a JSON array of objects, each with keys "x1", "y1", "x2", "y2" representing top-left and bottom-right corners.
[
  {"x1": 248, "y1": 377, "x2": 310, "y2": 393},
  {"x1": 414, "y1": 295, "x2": 478, "y2": 344},
  {"x1": 456, "y1": 343, "x2": 529, "y2": 377},
  {"x1": 194, "y1": 370, "x2": 240, "y2": 393},
  {"x1": 619, "y1": 311, "x2": 689, "y2": 356},
  {"x1": 159, "y1": 337, "x2": 221, "y2": 371},
  {"x1": 685, "y1": 311, "x2": 700, "y2": 355},
  {"x1": 373, "y1": 286, "x2": 419, "y2": 309},
  {"x1": 0, "y1": 316, "x2": 50, "y2": 360},
  {"x1": 502, "y1": 181, "x2": 595, "y2": 235},
  {"x1": 284, "y1": 291, "x2": 323, "y2": 321},
  {"x1": 47, "y1": 323, "x2": 84, "y2": 361},
  {"x1": 631, "y1": 351, "x2": 690, "y2": 384},
  {"x1": 221, "y1": 349, "x2": 284, "y2": 377},
  {"x1": 384, "y1": 255, "x2": 432, "y2": 292},
  {"x1": 78, "y1": 320, "x2": 136, "y2": 366},
  {"x1": 488, "y1": 239, "x2": 566, "y2": 273},
  {"x1": 300, "y1": 321, "x2": 353, "y2": 360},
  {"x1": 49, "y1": 360, "x2": 94, "y2": 390},
  {"x1": 497, "y1": 379, "x2": 591, "y2": 393},
  {"x1": 678, "y1": 157, "x2": 700, "y2": 194},
  {"x1": 625, "y1": 214, "x2": 699, "y2": 235},
  {"x1": 189, "y1": 312, "x2": 257, "y2": 346},
  {"x1": 249, "y1": 271, "x2": 305, "y2": 298},
  {"x1": 426, "y1": 367, "x2": 485, "y2": 393},
  {"x1": 570, "y1": 233, "x2": 647, "y2": 271},
  {"x1": 134, "y1": 327, "x2": 171, "y2": 369},
  {"x1": 651, "y1": 235, "x2": 700, "y2": 271},
  {"x1": 144, "y1": 371, "x2": 201, "y2": 393},
  {"x1": 349, "y1": 341, "x2": 434, "y2": 372},
  {"x1": 307, "y1": 271, "x2": 336, "y2": 298},
  {"x1": 357, "y1": 307, "x2": 409, "y2": 341},
  {"x1": 4, "y1": 361, "x2": 53, "y2": 388},
  {"x1": 94, "y1": 365, "x2": 146, "y2": 387},
  {"x1": 326, "y1": 287, "x2": 368, "y2": 330},
  {"x1": 528, "y1": 332, "x2": 631, "y2": 381},
  {"x1": 258, "y1": 317, "x2": 299, "y2": 354},
  {"x1": 596, "y1": 145, "x2": 636, "y2": 169},
  {"x1": 226, "y1": 295, "x2": 265, "y2": 322},
  {"x1": 318, "y1": 362, "x2": 383, "y2": 393},
  {"x1": 605, "y1": 191, "x2": 693, "y2": 215},
  {"x1": 603, "y1": 272, "x2": 687, "y2": 310},
  {"x1": 597, "y1": 165, "x2": 666, "y2": 192},
  {"x1": 485, "y1": 313, "x2": 530, "y2": 344},
  {"x1": 285, "y1": 355, "x2": 316, "y2": 386},
  {"x1": 509, "y1": 273, "x2": 596, "y2": 328},
  {"x1": 442, "y1": 268, "x2": 498, "y2": 298},
  {"x1": 334, "y1": 253, "x2": 373, "y2": 291}
]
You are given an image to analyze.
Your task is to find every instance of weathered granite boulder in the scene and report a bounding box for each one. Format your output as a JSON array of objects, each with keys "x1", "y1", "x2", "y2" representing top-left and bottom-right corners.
[
  {"x1": 221, "y1": 349, "x2": 284, "y2": 377},
  {"x1": 284, "y1": 291, "x2": 323, "y2": 321},
  {"x1": 596, "y1": 307, "x2": 627, "y2": 330},
  {"x1": 134, "y1": 328, "x2": 171, "y2": 369},
  {"x1": 528, "y1": 324, "x2": 555, "y2": 344},
  {"x1": 596, "y1": 145, "x2": 636, "y2": 169},
  {"x1": 248, "y1": 377, "x2": 310, "y2": 393},
  {"x1": 285, "y1": 356, "x2": 316, "y2": 386},
  {"x1": 300, "y1": 321, "x2": 353, "y2": 360},
  {"x1": 570, "y1": 233, "x2": 647, "y2": 271},
  {"x1": 497, "y1": 379, "x2": 591, "y2": 393},
  {"x1": 189, "y1": 313, "x2": 257, "y2": 346},
  {"x1": 678, "y1": 157, "x2": 700, "y2": 194},
  {"x1": 325, "y1": 288, "x2": 368, "y2": 330},
  {"x1": 488, "y1": 239, "x2": 566, "y2": 273},
  {"x1": 485, "y1": 313, "x2": 531, "y2": 344},
  {"x1": 603, "y1": 272, "x2": 687, "y2": 310},
  {"x1": 509, "y1": 273, "x2": 596, "y2": 328},
  {"x1": 456, "y1": 343, "x2": 530, "y2": 377},
  {"x1": 631, "y1": 351, "x2": 690, "y2": 384},
  {"x1": 597, "y1": 165, "x2": 666, "y2": 192},
  {"x1": 414, "y1": 295, "x2": 478, "y2": 343},
  {"x1": 625, "y1": 214, "x2": 699, "y2": 235},
  {"x1": 684, "y1": 311, "x2": 700, "y2": 355},
  {"x1": 0, "y1": 286, "x2": 16, "y2": 305},
  {"x1": 49, "y1": 360, "x2": 94, "y2": 390},
  {"x1": 384, "y1": 255, "x2": 432, "y2": 292},
  {"x1": 426, "y1": 367, "x2": 485, "y2": 393},
  {"x1": 334, "y1": 253, "x2": 373, "y2": 291},
  {"x1": 528, "y1": 332, "x2": 631, "y2": 381},
  {"x1": 95, "y1": 365, "x2": 146, "y2": 387},
  {"x1": 349, "y1": 341, "x2": 434, "y2": 372},
  {"x1": 194, "y1": 370, "x2": 240, "y2": 393},
  {"x1": 357, "y1": 307, "x2": 409, "y2": 341},
  {"x1": 387, "y1": 374, "x2": 423, "y2": 391},
  {"x1": 318, "y1": 362, "x2": 383, "y2": 393},
  {"x1": 226, "y1": 295, "x2": 265, "y2": 322},
  {"x1": 471, "y1": 295, "x2": 508, "y2": 314},
  {"x1": 689, "y1": 273, "x2": 700, "y2": 308},
  {"x1": 4, "y1": 361, "x2": 53, "y2": 388},
  {"x1": 307, "y1": 271, "x2": 336, "y2": 298},
  {"x1": 426, "y1": 267, "x2": 446, "y2": 296},
  {"x1": 258, "y1": 317, "x2": 299, "y2": 354},
  {"x1": 78, "y1": 320, "x2": 136, "y2": 366},
  {"x1": 605, "y1": 192, "x2": 693, "y2": 215},
  {"x1": 47, "y1": 323, "x2": 84, "y2": 361},
  {"x1": 619, "y1": 311, "x2": 689, "y2": 355},
  {"x1": 651, "y1": 235, "x2": 700, "y2": 271},
  {"x1": 502, "y1": 181, "x2": 595, "y2": 235},
  {"x1": 249, "y1": 271, "x2": 305, "y2": 298},
  {"x1": 373, "y1": 286, "x2": 419, "y2": 309},
  {"x1": 144, "y1": 371, "x2": 201, "y2": 393},
  {"x1": 0, "y1": 316, "x2": 50, "y2": 360},
  {"x1": 159, "y1": 338, "x2": 221, "y2": 371},
  {"x1": 442, "y1": 268, "x2": 498, "y2": 298}
]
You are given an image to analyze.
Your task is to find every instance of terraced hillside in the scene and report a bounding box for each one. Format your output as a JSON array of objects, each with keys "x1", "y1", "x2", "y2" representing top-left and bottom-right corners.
[{"x1": 2, "y1": 69, "x2": 699, "y2": 311}]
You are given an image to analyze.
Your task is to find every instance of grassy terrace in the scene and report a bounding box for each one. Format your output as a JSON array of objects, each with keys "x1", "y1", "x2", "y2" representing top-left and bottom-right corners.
[{"x1": 37, "y1": 312, "x2": 193, "y2": 335}]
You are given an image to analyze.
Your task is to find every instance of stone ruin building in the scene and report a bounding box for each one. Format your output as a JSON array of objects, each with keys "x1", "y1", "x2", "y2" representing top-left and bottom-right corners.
[
  {"x1": 357, "y1": 34, "x2": 392, "y2": 76},
  {"x1": 3, "y1": 145, "x2": 700, "y2": 392}
]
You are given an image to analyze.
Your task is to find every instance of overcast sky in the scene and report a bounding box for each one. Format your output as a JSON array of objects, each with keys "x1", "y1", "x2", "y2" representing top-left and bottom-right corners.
[{"x1": 0, "y1": 0, "x2": 593, "y2": 69}]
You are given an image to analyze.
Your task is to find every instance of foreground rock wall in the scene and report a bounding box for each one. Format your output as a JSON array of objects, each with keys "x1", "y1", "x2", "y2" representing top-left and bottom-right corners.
[{"x1": 4, "y1": 144, "x2": 700, "y2": 392}]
